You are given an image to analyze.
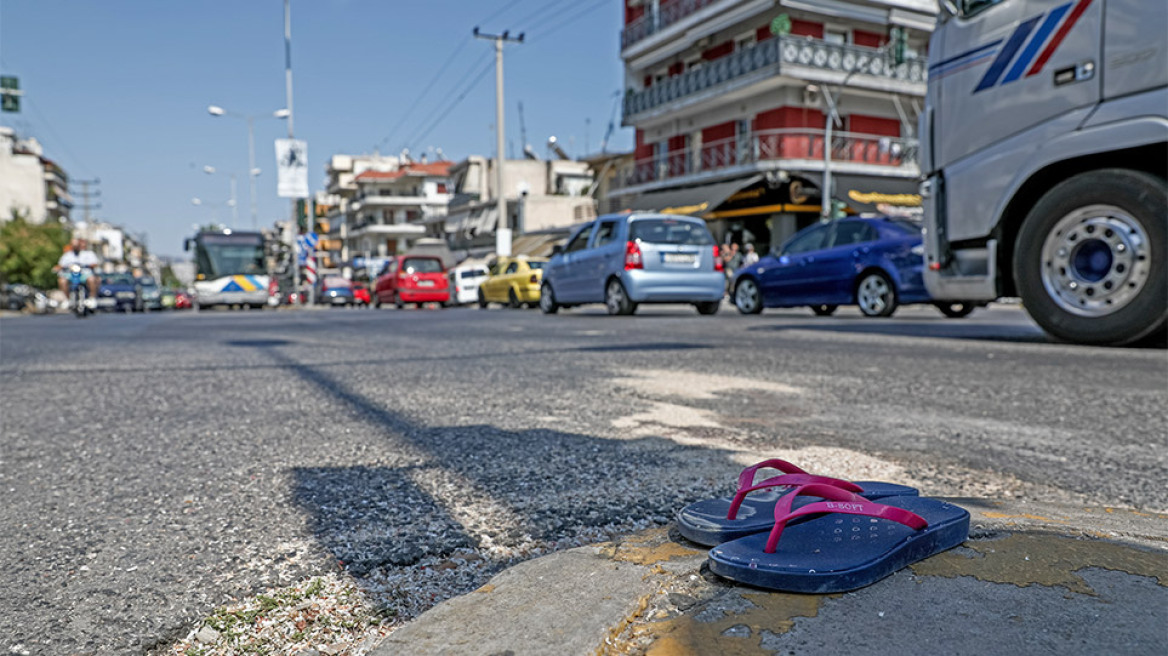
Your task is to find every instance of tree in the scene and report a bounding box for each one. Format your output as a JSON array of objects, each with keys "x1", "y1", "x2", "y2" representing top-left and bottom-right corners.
[{"x1": 0, "y1": 210, "x2": 72, "y2": 289}]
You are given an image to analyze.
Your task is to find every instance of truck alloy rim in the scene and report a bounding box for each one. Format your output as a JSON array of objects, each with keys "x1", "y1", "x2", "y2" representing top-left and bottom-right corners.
[
  {"x1": 736, "y1": 279, "x2": 759, "y2": 312},
  {"x1": 858, "y1": 275, "x2": 890, "y2": 314},
  {"x1": 1040, "y1": 205, "x2": 1151, "y2": 317}
]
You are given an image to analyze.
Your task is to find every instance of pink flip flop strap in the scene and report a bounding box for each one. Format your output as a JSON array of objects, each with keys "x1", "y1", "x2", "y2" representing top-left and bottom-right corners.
[
  {"x1": 736, "y1": 459, "x2": 808, "y2": 490},
  {"x1": 726, "y1": 473, "x2": 865, "y2": 519},
  {"x1": 763, "y1": 483, "x2": 927, "y2": 554}
]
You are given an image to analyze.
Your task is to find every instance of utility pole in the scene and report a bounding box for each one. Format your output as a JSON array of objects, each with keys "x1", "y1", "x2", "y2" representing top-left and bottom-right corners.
[
  {"x1": 474, "y1": 27, "x2": 523, "y2": 257},
  {"x1": 73, "y1": 178, "x2": 102, "y2": 224},
  {"x1": 284, "y1": 0, "x2": 308, "y2": 305}
]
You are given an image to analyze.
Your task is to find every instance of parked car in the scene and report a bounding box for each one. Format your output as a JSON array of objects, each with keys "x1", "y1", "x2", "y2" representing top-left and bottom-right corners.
[
  {"x1": 540, "y1": 213, "x2": 724, "y2": 315},
  {"x1": 731, "y1": 217, "x2": 977, "y2": 318},
  {"x1": 137, "y1": 276, "x2": 162, "y2": 311},
  {"x1": 448, "y1": 266, "x2": 489, "y2": 306},
  {"x1": 373, "y1": 256, "x2": 450, "y2": 308},
  {"x1": 352, "y1": 282, "x2": 372, "y2": 307},
  {"x1": 174, "y1": 290, "x2": 193, "y2": 310},
  {"x1": 98, "y1": 273, "x2": 139, "y2": 313},
  {"x1": 319, "y1": 276, "x2": 355, "y2": 306},
  {"x1": 479, "y1": 256, "x2": 547, "y2": 309}
]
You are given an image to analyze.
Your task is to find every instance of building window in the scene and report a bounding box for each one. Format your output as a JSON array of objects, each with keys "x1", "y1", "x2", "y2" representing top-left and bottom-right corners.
[
  {"x1": 824, "y1": 28, "x2": 847, "y2": 45},
  {"x1": 437, "y1": 182, "x2": 448, "y2": 193}
]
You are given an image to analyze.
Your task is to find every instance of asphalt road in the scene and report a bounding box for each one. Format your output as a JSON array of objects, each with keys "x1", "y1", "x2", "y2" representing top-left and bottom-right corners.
[{"x1": 1, "y1": 303, "x2": 1164, "y2": 654}]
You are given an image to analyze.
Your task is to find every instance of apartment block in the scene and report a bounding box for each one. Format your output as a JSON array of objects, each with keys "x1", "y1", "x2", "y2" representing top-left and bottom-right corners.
[{"x1": 614, "y1": 0, "x2": 935, "y2": 252}]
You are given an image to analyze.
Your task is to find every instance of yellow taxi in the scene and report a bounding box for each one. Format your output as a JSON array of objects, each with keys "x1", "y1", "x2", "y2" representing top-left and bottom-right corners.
[{"x1": 478, "y1": 256, "x2": 547, "y2": 308}]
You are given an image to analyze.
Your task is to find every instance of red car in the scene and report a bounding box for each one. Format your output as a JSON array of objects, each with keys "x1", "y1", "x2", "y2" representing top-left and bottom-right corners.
[
  {"x1": 374, "y1": 256, "x2": 450, "y2": 308},
  {"x1": 174, "y1": 291, "x2": 193, "y2": 310},
  {"x1": 352, "y1": 283, "x2": 371, "y2": 306}
]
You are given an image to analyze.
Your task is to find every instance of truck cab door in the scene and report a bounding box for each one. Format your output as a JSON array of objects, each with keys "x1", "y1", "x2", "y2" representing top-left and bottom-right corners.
[{"x1": 933, "y1": 0, "x2": 1102, "y2": 171}]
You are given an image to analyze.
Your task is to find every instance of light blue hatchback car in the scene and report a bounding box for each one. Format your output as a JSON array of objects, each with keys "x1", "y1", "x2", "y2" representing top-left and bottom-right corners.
[{"x1": 539, "y1": 213, "x2": 725, "y2": 316}]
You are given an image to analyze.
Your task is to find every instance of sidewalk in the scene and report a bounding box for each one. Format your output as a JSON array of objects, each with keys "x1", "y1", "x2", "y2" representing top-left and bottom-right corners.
[{"x1": 373, "y1": 498, "x2": 1167, "y2": 656}]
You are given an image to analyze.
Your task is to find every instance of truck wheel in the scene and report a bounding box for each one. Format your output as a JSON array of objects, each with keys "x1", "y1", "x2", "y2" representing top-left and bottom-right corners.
[{"x1": 1014, "y1": 169, "x2": 1167, "y2": 345}]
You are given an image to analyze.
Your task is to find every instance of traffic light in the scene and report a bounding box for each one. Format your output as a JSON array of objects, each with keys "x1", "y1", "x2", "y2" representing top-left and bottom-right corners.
[
  {"x1": 296, "y1": 199, "x2": 308, "y2": 232},
  {"x1": 0, "y1": 76, "x2": 20, "y2": 113}
]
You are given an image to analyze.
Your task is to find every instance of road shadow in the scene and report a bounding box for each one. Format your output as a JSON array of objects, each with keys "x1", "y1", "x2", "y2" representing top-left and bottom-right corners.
[
  {"x1": 230, "y1": 342, "x2": 744, "y2": 606},
  {"x1": 745, "y1": 316, "x2": 1053, "y2": 344},
  {"x1": 575, "y1": 342, "x2": 712, "y2": 352}
]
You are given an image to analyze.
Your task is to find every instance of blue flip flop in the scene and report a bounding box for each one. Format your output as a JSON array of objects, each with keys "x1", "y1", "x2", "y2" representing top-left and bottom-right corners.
[
  {"x1": 677, "y1": 459, "x2": 919, "y2": 546},
  {"x1": 707, "y1": 483, "x2": 969, "y2": 594}
]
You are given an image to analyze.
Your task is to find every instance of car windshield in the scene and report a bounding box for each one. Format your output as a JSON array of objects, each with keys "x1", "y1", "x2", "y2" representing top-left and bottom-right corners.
[
  {"x1": 102, "y1": 274, "x2": 136, "y2": 285},
  {"x1": 630, "y1": 219, "x2": 713, "y2": 245},
  {"x1": 526, "y1": 260, "x2": 546, "y2": 270},
  {"x1": 459, "y1": 269, "x2": 487, "y2": 279},
  {"x1": 138, "y1": 276, "x2": 157, "y2": 287},
  {"x1": 402, "y1": 258, "x2": 443, "y2": 274}
]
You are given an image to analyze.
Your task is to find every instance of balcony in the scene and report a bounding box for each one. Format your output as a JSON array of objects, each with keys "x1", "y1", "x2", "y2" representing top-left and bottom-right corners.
[
  {"x1": 622, "y1": 0, "x2": 724, "y2": 50},
  {"x1": 623, "y1": 36, "x2": 926, "y2": 123},
  {"x1": 614, "y1": 128, "x2": 918, "y2": 191}
]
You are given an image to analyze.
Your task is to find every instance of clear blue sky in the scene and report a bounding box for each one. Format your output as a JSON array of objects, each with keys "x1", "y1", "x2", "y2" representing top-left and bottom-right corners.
[{"x1": 0, "y1": 0, "x2": 629, "y2": 258}]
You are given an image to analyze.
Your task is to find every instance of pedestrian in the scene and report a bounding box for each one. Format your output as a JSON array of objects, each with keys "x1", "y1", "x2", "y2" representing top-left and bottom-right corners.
[{"x1": 742, "y1": 243, "x2": 759, "y2": 266}]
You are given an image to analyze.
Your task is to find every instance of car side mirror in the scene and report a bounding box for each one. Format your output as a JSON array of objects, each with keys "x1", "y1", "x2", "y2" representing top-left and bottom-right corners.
[
  {"x1": 183, "y1": 238, "x2": 192, "y2": 252},
  {"x1": 552, "y1": 245, "x2": 564, "y2": 256},
  {"x1": 939, "y1": 0, "x2": 958, "y2": 20}
]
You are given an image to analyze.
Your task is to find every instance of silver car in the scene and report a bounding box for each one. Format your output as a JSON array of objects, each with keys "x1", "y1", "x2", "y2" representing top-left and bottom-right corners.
[{"x1": 540, "y1": 213, "x2": 724, "y2": 315}]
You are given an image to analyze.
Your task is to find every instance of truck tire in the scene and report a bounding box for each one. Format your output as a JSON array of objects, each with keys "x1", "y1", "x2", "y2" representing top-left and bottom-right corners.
[{"x1": 1014, "y1": 169, "x2": 1167, "y2": 346}]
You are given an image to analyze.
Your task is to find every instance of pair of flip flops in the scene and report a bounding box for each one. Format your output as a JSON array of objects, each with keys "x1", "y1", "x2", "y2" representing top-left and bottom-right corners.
[{"x1": 677, "y1": 459, "x2": 969, "y2": 594}]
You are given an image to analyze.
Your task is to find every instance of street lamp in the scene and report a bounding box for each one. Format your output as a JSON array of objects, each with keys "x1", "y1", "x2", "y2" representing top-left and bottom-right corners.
[
  {"x1": 202, "y1": 165, "x2": 239, "y2": 225},
  {"x1": 206, "y1": 104, "x2": 288, "y2": 229}
]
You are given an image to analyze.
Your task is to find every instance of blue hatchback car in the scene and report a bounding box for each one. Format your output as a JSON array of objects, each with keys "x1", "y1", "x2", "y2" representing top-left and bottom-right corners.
[
  {"x1": 732, "y1": 217, "x2": 976, "y2": 318},
  {"x1": 540, "y1": 213, "x2": 725, "y2": 316}
]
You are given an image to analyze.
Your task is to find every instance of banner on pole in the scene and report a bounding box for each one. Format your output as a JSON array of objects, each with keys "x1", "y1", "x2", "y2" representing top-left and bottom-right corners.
[{"x1": 275, "y1": 139, "x2": 309, "y2": 198}]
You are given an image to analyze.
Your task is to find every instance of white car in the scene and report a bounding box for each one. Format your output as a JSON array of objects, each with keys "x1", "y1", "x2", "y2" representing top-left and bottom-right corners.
[{"x1": 449, "y1": 266, "x2": 488, "y2": 305}]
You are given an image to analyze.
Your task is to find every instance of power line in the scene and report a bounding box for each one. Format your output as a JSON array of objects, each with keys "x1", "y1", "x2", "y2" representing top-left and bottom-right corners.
[
  {"x1": 406, "y1": 56, "x2": 495, "y2": 153},
  {"x1": 372, "y1": 0, "x2": 532, "y2": 154},
  {"x1": 476, "y1": 0, "x2": 527, "y2": 26},
  {"x1": 398, "y1": 51, "x2": 494, "y2": 152},
  {"x1": 511, "y1": 0, "x2": 577, "y2": 33},
  {"x1": 528, "y1": 0, "x2": 612, "y2": 44}
]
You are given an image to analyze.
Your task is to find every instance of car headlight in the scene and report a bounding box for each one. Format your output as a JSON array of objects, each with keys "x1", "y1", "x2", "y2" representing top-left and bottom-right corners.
[{"x1": 911, "y1": 244, "x2": 925, "y2": 256}]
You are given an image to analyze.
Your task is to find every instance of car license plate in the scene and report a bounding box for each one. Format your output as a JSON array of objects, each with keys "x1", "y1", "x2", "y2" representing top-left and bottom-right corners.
[
  {"x1": 662, "y1": 253, "x2": 697, "y2": 264},
  {"x1": 417, "y1": 280, "x2": 435, "y2": 287},
  {"x1": 116, "y1": 292, "x2": 135, "y2": 299}
]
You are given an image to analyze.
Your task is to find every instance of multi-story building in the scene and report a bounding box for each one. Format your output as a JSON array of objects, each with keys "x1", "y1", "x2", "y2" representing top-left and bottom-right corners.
[
  {"x1": 613, "y1": 0, "x2": 935, "y2": 252},
  {"x1": 323, "y1": 154, "x2": 452, "y2": 274},
  {"x1": 444, "y1": 156, "x2": 596, "y2": 255},
  {"x1": 0, "y1": 127, "x2": 72, "y2": 225}
]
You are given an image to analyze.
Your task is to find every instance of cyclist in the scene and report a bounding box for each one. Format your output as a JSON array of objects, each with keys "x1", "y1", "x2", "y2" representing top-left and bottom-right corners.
[{"x1": 54, "y1": 238, "x2": 101, "y2": 308}]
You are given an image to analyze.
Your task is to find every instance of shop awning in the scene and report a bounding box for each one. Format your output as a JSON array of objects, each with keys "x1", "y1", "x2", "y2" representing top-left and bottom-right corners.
[
  {"x1": 617, "y1": 175, "x2": 763, "y2": 216},
  {"x1": 445, "y1": 206, "x2": 498, "y2": 234}
]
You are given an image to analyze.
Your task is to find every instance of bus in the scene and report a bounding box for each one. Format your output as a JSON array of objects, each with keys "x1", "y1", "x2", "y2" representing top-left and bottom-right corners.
[{"x1": 183, "y1": 229, "x2": 273, "y2": 310}]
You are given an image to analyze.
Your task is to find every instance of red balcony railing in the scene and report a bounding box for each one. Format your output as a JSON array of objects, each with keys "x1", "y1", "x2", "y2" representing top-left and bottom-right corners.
[
  {"x1": 622, "y1": 0, "x2": 722, "y2": 50},
  {"x1": 616, "y1": 129, "x2": 918, "y2": 189}
]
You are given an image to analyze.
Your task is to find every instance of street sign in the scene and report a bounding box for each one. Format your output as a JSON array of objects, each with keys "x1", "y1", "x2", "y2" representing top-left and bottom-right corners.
[
  {"x1": 0, "y1": 76, "x2": 21, "y2": 113},
  {"x1": 275, "y1": 139, "x2": 309, "y2": 198}
]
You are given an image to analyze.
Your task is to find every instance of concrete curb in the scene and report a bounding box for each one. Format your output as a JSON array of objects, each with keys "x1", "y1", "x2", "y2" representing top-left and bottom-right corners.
[{"x1": 371, "y1": 499, "x2": 1167, "y2": 656}]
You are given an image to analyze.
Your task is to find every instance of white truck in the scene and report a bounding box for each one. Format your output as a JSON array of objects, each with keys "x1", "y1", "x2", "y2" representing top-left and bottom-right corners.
[{"x1": 920, "y1": 0, "x2": 1166, "y2": 345}]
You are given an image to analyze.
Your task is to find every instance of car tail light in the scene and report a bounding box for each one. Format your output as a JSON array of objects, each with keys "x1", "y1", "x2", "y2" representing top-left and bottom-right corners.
[
  {"x1": 529, "y1": 274, "x2": 539, "y2": 284},
  {"x1": 713, "y1": 245, "x2": 724, "y2": 272},
  {"x1": 625, "y1": 241, "x2": 643, "y2": 270}
]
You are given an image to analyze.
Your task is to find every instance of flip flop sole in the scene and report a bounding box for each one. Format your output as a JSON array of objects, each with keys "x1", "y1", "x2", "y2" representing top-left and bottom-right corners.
[
  {"x1": 677, "y1": 481, "x2": 919, "y2": 547},
  {"x1": 707, "y1": 496, "x2": 969, "y2": 594}
]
